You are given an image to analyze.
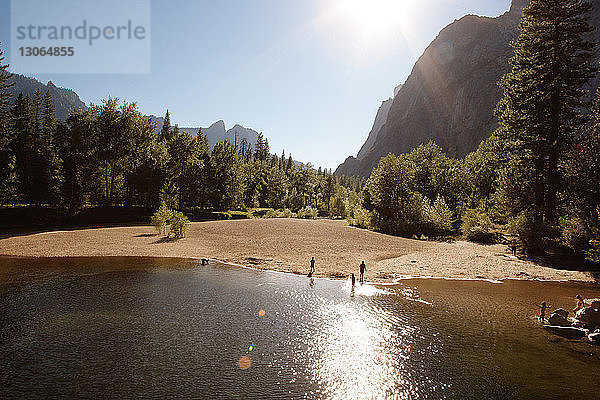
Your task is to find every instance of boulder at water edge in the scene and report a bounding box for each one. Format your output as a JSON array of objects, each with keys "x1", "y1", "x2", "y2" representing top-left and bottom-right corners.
[
  {"x1": 543, "y1": 325, "x2": 588, "y2": 340},
  {"x1": 553, "y1": 308, "x2": 569, "y2": 319},
  {"x1": 548, "y1": 312, "x2": 570, "y2": 327},
  {"x1": 575, "y1": 307, "x2": 600, "y2": 330},
  {"x1": 589, "y1": 332, "x2": 600, "y2": 345}
]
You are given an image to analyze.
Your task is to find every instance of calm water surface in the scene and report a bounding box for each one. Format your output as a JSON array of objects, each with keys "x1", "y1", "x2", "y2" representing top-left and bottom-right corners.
[{"x1": 1, "y1": 257, "x2": 599, "y2": 399}]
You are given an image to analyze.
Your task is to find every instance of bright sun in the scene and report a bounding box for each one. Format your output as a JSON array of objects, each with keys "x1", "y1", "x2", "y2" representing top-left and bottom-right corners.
[{"x1": 338, "y1": 0, "x2": 412, "y2": 35}]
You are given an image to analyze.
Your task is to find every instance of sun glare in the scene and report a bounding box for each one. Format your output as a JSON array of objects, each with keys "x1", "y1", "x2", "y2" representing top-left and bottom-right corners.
[{"x1": 338, "y1": 0, "x2": 413, "y2": 35}]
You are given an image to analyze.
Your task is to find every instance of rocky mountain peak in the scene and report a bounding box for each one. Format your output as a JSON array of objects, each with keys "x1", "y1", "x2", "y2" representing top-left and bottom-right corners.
[
  {"x1": 509, "y1": 0, "x2": 530, "y2": 15},
  {"x1": 335, "y1": 0, "x2": 599, "y2": 178}
]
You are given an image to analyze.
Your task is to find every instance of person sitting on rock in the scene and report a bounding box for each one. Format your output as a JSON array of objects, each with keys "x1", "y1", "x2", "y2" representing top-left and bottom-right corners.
[
  {"x1": 573, "y1": 295, "x2": 585, "y2": 315},
  {"x1": 536, "y1": 302, "x2": 551, "y2": 322}
]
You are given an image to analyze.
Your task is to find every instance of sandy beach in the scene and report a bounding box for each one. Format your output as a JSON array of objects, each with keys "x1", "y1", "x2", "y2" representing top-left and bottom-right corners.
[{"x1": 0, "y1": 218, "x2": 596, "y2": 283}]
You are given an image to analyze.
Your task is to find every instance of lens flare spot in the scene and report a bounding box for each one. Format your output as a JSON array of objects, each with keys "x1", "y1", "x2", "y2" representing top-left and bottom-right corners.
[
  {"x1": 258, "y1": 309, "x2": 266, "y2": 317},
  {"x1": 238, "y1": 355, "x2": 252, "y2": 370}
]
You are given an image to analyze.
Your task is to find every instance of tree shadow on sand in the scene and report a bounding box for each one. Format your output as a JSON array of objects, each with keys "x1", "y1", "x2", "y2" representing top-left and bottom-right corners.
[
  {"x1": 531, "y1": 251, "x2": 600, "y2": 283},
  {"x1": 151, "y1": 236, "x2": 179, "y2": 244},
  {"x1": 134, "y1": 233, "x2": 158, "y2": 238}
]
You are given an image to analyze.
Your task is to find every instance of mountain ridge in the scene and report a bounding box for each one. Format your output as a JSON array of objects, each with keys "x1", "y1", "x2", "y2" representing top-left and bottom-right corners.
[
  {"x1": 148, "y1": 116, "x2": 263, "y2": 151},
  {"x1": 8, "y1": 74, "x2": 87, "y2": 120}
]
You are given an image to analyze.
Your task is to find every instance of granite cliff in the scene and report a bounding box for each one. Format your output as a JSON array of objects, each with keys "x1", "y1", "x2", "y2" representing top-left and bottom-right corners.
[{"x1": 336, "y1": 0, "x2": 600, "y2": 177}]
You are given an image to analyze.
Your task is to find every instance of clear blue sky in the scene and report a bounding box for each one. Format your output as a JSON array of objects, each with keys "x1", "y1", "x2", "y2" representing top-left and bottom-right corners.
[{"x1": 0, "y1": 0, "x2": 511, "y2": 170}]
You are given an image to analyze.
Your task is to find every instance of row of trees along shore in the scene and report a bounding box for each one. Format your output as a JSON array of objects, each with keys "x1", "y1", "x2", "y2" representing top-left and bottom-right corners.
[
  {"x1": 1, "y1": 0, "x2": 600, "y2": 259},
  {"x1": 0, "y1": 44, "x2": 363, "y2": 219}
]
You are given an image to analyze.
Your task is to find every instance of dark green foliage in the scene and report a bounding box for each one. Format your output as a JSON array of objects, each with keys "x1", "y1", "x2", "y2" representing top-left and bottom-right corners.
[
  {"x1": 463, "y1": 136, "x2": 500, "y2": 212},
  {"x1": 160, "y1": 109, "x2": 171, "y2": 141},
  {"x1": 41, "y1": 90, "x2": 62, "y2": 205},
  {"x1": 364, "y1": 143, "x2": 460, "y2": 237},
  {"x1": 207, "y1": 140, "x2": 240, "y2": 210},
  {"x1": 494, "y1": 0, "x2": 597, "y2": 250},
  {"x1": 0, "y1": 43, "x2": 17, "y2": 204},
  {"x1": 461, "y1": 209, "x2": 495, "y2": 244},
  {"x1": 2, "y1": 85, "x2": 358, "y2": 218},
  {"x1": 254, "y1": 133, "x2": 269, "y2": 162},
  {"x1": 59, "y1": 107, "x2": 100, "y2": 210}
]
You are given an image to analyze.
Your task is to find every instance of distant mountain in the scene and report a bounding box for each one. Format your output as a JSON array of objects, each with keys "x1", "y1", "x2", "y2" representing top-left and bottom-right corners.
[
  {"x1": 8, "y1": 74, "x2": 86, "y2": 120},
  {"x1": 149, "y1": 116, "x2": 262, "y2": 150},
  {"x1": 336, "y1": 0, "x2": 600, "y2": 177},
  {"x1": 7, "y1": 73, "x2": 273, "y2": 157}
]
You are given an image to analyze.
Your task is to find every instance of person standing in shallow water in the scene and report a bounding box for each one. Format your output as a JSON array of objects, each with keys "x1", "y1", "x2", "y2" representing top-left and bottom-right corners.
[
  {"x1": 536, "y1": 302, "x2": 551, "y2": 322},
  {"x1": 309, "y1": 257, "x2": 315, "y2": 276},
  {"x1": 359, "y1": 261, "x2": 366, "y2": 283},
  {"x1": 351, "y1": 273, "x2": 356, "y2": 287},
  {"x1": 574, "y1": 295, "x2": 585, "y2": 315}
]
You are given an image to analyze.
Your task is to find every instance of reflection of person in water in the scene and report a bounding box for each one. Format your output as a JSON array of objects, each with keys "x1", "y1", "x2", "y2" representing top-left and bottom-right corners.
[
  {"x1": 359, "y1": 261, "x2": 366, "y2": 283},
  {"x1": 309, "y1": 277, "x2": 314, "y2": 289}
]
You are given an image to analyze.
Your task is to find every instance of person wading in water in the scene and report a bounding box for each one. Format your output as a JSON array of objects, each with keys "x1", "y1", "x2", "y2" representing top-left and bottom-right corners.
[
  {"x1": 359, "y1": 261, "x2": 366, "y2": 283},
  {"x1": 536, "y1": 302, "x2": 551, "y2": 322},
  {"x1": 309, "y1": 257, "x2": 315, "y2": 277},
  {"x1": 574, "y1": 295, "x2": 585, "y2": 315}
]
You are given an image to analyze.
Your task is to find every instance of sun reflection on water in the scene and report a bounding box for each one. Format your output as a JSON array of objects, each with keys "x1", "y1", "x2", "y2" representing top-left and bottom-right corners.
[{"x1": 308, "y1": 295, "x2": 417, "y2": 399}]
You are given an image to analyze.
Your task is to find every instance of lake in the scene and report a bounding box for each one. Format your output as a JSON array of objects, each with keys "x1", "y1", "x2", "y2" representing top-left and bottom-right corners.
[{"x1": 1, "y1": 257, "x2": 599, "y2": 399}]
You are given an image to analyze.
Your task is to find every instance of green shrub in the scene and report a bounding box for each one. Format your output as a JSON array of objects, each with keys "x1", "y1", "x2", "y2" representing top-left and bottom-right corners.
[
  {"x1": 329, "y1": 194, "x2": 348, "y2": 219},
  {"x1": 348, "y1": 206, "x2": 371, "y2": 229},
  {"x1": 297, "y1": 206, "x2": 318, "y2": 219},
  {"x1": 212, "y1": 211, "x2": 232, "y2": 220},
  {"x1": 170, "y1": 211, "x2": 190, "y2": 238},
  {"x1": 422, "y1": 195, "x2": 453, "y2": 236},
  {"x1": 585, "y1": 208, "x2": 600, "y2": 263},
  {"x1": 587, "y1": 239, "x2": 600, "y2": 263},
  {"x1": 461, "y1": 209, "x2": 494, "y2": 243},
  {"x1": 265, "y1": 209, "x2": 278, "y2": 218},
  {"x1": 280, "y1": 208, "x2": 295, "y2": 218},
  {"x1": 151, "y1": 202, "x2": 173, "y2": 235},
  {"x1": 250, "y1": 208, "x2": 273, "y2": 218},
  {"x1": 508, "y1": 211, "x2": 542, "y2": 253},
  {"x1": 283, "y1": 194, "x2": 304, "y2": 211},
  {"x1": 560, "y1": 216, "x2": 590, "y2": 252},
  {"x1": 229, "y1": 210, "x2": 250, "y2": 220}
]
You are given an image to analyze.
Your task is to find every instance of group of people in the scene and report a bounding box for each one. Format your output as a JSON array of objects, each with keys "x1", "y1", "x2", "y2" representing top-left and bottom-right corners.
[
  {"x1": 536, "y1": 295, "x2": 585, "y2": 322},
  {"x1": 308, "y1": 257, "x2": 367, "y2": 285}
]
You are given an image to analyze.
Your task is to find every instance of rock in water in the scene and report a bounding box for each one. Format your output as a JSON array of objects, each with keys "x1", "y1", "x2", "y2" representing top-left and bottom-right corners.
[
  {"x1": 589, "y1": 332, "x2": 600, "y2": 345},
  {"x1": 548, "y1": 312, "x2": 570, "y2": 327},
  {"x1": 575, "y1": 307, "x2": 600, "y2": 330},
  {"x1": 553, "y1": 308, "x2": 569, "y2": 319},
  {"x1": 589, "y1": 299, "x2": 600, "y2": 310},
  {"x1": 544, "y1": 326, "x2": 588, "y2": 340}
]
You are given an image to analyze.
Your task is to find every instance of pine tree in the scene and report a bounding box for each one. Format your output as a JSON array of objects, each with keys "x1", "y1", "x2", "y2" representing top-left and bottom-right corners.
[
  {"x1": 495, "y1": 0, "x2": 597, "y2": 239},
  {"x1": 13, "y1": 92, "x2": 46, "y2": 204},
  {"x1": 0, "y1": 42, "x2": 17, "y2": 204},
  {"x1": 254, "y1": 133, "x2": 267, "y2": 162},
  {"x1": 160, "y1": 109, "x2": 171, "y2": 141},
  {"x1": 41, "y1": 90, "x2": 62, "y2": 205},
  {"x1": 0, "y1": 43, "x2": 13, "y2": 133}
]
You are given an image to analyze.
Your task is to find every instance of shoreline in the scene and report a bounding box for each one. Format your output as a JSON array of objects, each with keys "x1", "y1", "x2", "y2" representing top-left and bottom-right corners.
[
  {"x1": 3, "y1": 253, "x2": 598, "y2": 287},
  {"x1": 0, "y1": 219, "x2": 597, "y2": 284}
]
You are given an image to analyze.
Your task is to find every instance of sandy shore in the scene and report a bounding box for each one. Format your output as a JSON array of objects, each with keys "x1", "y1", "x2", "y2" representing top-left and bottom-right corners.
[{"x1": 0, "y1": 218, "x2": 596, "y2": 283}]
